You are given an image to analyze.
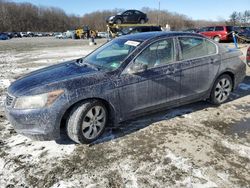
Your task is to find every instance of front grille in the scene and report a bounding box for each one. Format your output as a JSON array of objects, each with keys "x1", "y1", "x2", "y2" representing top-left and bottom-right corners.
[{"x1": 6, "y1": 94, "x2": 15, "y2": 107}]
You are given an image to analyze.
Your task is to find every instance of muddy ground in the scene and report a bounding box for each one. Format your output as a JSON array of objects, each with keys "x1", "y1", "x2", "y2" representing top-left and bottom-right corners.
[{"x1": 0, "y1": 37, "x2": 249, "y2": 188}]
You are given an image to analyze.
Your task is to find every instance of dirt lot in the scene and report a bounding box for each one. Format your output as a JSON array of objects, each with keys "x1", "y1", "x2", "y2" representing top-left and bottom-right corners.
[{"x1": 0, "y1": 37, "x2": 250, "y2": 188}]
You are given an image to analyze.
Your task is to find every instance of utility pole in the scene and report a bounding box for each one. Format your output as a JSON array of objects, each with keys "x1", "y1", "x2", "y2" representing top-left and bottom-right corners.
[{"x1": 157, "y1": 0, "x2": 161, "y2": 25}]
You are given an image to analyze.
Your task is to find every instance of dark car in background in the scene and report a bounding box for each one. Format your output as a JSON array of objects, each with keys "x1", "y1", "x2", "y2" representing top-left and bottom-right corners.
[
  {"x1": 107, "y1": 10, "x2": 148, "y2": 24},
  {"x1": 5, "y1": 32, "x2": 246, "y2": 144},
  {"x1": 199, "y1": 26, "x2": 234, "y2": 42},
  {"x1": 118, "y1": 26, "x2": 162, "y2": 36},
  {"x1": 12, "y1": 32, "x2": 22, "y2": 38},
  {"x1": 183, "y1": 28, "x2": 200, "y2": 33},
  {"x1": 237, "y1": 28, "x2": 250, "y2": 43},
  {"x1": 0, "y1": 33, "x2": 9, "y2": 40}
]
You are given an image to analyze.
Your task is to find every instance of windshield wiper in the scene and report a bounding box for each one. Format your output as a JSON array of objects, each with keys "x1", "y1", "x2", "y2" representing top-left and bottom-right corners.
[{"x1": 76, "y1": 58, "x2": 100, "y2": 71}]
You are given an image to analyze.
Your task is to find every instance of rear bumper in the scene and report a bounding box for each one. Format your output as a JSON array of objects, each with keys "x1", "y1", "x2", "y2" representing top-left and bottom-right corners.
[
  {"x1": 234, "y1": 62, "x2": 246, "y2": 89},
  {"x1": 220, "y1": 34, "x2": 233, "y2": 41}
]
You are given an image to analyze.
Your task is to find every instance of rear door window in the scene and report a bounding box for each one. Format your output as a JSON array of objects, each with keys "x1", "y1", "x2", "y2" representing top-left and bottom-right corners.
[
  {"x1": 215, "y1": 26, "x2": 224, "y2": 31},
  {"x1": 179, "y1": 37, "x2": 217, "y2": 60}
]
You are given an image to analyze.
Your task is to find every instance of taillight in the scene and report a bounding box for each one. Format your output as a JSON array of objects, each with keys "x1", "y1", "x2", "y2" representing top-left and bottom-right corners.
[{"x1": 247, "y1": 46, "x2": 250, "y2": 66}]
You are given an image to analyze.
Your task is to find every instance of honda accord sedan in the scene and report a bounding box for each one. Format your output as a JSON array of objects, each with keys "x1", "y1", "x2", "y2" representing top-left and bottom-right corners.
[{"x1": 5, "y1": 32, "x2": 246, "y2": 144}]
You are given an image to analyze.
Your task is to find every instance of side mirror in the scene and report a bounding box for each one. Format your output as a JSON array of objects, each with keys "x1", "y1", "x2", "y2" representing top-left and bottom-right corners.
[{"x1": 128, "y1": 63, "x2": 148, "y2": 74}]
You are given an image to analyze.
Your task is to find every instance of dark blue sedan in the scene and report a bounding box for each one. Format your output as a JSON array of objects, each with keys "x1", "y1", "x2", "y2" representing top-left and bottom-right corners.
[
  {"x1": 5, "y1": 32, "x2": 246, "y2": 143},
  {"x1": 0, "y1": 33, "x2": 9, "y2": 40}
]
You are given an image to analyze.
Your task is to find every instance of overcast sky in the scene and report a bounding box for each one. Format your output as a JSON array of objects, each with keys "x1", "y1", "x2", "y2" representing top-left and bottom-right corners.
[{"x1": 11, "y1": 0, "x2": 250, "y2": 21}]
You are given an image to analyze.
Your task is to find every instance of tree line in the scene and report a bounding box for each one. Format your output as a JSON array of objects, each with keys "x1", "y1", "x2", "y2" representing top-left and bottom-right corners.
[
  {"x1": 0, "y1": 0, "x2": 249, "y2": 32},
  {"x1": 228, "y1": 10, "x2": 250, "y2": 26},
  {"x1": 0, "y1": 0, "x2": 81, "y2": 32}
]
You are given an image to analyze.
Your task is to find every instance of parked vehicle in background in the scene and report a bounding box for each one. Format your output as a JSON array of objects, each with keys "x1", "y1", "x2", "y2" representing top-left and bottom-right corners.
[
  {"x1": 118, "y1": 26, "x2": 162, "y2": 36},
  {"x1": 237, "y1": 28, "x2": 250, "y2": 43},
  {"x1": 3, "y1": 32, "x2": 14, "y2": 39},
  {"x1": 5, "y1": 32, "x2": 246, "y2": 144},
  {"x1": 65, "y1": 30, "x2": 76, "y2": 39},
  {"x1": 107, "y1": 10, "x2": 148, "y2": 24},
  {"x1": 0, "y1": 33, "x2": 9, "y2": 40},
  {"x1": 54, "y1": 32, "x2": 67, "y2": 39},
  {"x1": 20, "y1": 32, "x2": 28, "y2": 37},
  {"x1": 13, "y1": 32, "x2": 22, "y2": 38},
  {"x1": 33, "y1": 32, "x2": 43, "y2": 37},
  {"x1": 183, "y1": 28, "x2": 200, "y2": 33},
  {"x1": 97, "y1": 32, "x2": 108, "y2": 38},
  {"x1": 199, "y1": 26, "x2": 234, "y2": 42},
  {"x1": 27, "y1": 31, "x2": 34, "y2": 37}
]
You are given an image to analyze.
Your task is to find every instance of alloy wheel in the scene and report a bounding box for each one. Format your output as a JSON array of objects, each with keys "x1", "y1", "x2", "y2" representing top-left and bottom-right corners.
[
  {"x1": 82, "y1": 105, "x2": 106, "y2": 139},
  {"x1": 214, "y1": 78, "x2": 232, "y2": 103}
]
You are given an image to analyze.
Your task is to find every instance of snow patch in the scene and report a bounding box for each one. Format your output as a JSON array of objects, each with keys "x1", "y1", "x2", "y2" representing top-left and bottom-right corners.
[
  {"x1": 6, "y1": 135, "x2": 76, "y2": 161},
  {"x1": 222, "y1": 141, "x2": 250, "y2": 159},
  {"x1": 165, "y1": 149, "x2": 218, "y2": 188},
  {"x1": 0, "y1": 79, "x2": 11, "y2": 89},
  {"x1": 165, "y1": 108, "x2": 193, "y2": 119}
]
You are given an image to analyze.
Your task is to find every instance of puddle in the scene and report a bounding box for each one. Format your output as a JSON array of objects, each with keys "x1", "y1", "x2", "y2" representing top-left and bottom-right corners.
[
  {"x1": 202, "y1": 118, "x2": 250, "y2": 138},
  {"x1": 228, "y1": 119, "x2": 250, "y2": 137}
]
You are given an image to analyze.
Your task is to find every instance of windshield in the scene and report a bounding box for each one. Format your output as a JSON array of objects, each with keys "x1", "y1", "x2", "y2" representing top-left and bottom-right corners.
[{"x1": 83, "y1": 39, "x2": 141, "y2": 70}]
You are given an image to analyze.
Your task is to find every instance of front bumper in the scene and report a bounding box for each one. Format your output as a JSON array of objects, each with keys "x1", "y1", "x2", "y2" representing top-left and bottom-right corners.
[{"x1": 5, "y1": 105, "x2": 62, "y2": 141}]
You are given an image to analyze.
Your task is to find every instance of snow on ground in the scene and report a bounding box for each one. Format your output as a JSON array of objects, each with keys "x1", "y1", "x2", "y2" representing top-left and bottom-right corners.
[{"x1": 0, "y1": 38, "x2": 249, "y2": 188}]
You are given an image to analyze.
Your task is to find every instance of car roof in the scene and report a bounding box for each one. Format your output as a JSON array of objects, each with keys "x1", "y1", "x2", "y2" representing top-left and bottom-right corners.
[{"x1": 118, "y1": 31, "x2": 205, "y2": 42}]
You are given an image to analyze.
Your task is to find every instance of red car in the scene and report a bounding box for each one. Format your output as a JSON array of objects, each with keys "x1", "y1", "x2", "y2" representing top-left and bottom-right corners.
[{"x1": 199, "y1": 26, "x2": 233, "y2": 42}]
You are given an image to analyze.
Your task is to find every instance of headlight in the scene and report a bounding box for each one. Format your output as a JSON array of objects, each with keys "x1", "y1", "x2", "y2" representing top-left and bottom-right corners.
[
  {"x1": 109, "y1": 16, "x2": 115, "y2": 20},
  {"x1": 14, "y1": 89, "x2": 64, "y2": 109}
]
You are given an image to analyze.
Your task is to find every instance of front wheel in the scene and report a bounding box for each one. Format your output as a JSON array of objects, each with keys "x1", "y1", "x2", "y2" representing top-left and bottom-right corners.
[
  {"x1": 66, "y1": 100, "x2": 108, "y2": 144},
  {"x1": 210, "y1": 75, "x2": 233, "y2": 105},
  {"x1": 140, "y1": 19, "x2": 145, "y2": 24}
]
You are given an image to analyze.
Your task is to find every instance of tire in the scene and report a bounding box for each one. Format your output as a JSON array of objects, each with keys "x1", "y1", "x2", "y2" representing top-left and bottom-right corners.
[
  {"x1": 140, "y1": 19, "x2": 145, "y2": 24},
  {"x1": 213, "y1": 36, "x2": 220, "y2": 42},
  {"x1": 66, "y1": 100, "x2": 108, "y2": 144},
  {"x1": 210, "y1": 74, "x2": 233, "y2": 105},
  {"x1": 115, "y1": 19, "x2": 122, "y2": 24},
  {"x1": 238, "y1": 38, "x2": 245, "y2": 44}
]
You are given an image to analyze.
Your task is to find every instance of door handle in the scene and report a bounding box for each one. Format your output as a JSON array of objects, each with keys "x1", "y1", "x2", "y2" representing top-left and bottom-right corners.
[{"x1": 210, "y1": 58, "x2": 219, "y2": 64}]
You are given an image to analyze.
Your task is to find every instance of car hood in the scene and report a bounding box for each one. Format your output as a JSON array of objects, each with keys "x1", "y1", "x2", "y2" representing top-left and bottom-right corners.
[{"x1": 8, "y1": 60, "x2": 102, "y2": 96}]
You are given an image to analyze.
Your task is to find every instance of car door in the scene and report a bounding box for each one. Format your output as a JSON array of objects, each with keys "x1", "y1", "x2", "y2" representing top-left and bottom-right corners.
[
  {"x1": 177, "y1": 37, "x2": 220, "y2": 102},
  {"x1": 134, "y1": 10, "x2": 142, "y2": 22},
  {"x1": 122, "y1": 10, "x2": 134, "y2": 23},
  {"x1": 116, "y1": 38, "x2": 181, "y2": 120}
]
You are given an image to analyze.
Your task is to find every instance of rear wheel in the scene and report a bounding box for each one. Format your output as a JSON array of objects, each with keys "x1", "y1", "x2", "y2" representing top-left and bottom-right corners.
[
  {"x1": 115, "y1": 19, "x2": 122, "y2": 24},
  {"x1": 210, "y1": 75, "x2": 233, "y2": 105},
  {"x1": 213, "y1": 36, "x2": 220, "y2": 42},
  {"x1": 66, "y1": 100, "x2": 108, "y2": 144}
]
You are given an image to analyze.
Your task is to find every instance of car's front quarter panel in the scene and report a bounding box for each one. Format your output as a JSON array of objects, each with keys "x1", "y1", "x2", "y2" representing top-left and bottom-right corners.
[{"x1": 5, "y1": 70, "x2": 121, "y2": 140}]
